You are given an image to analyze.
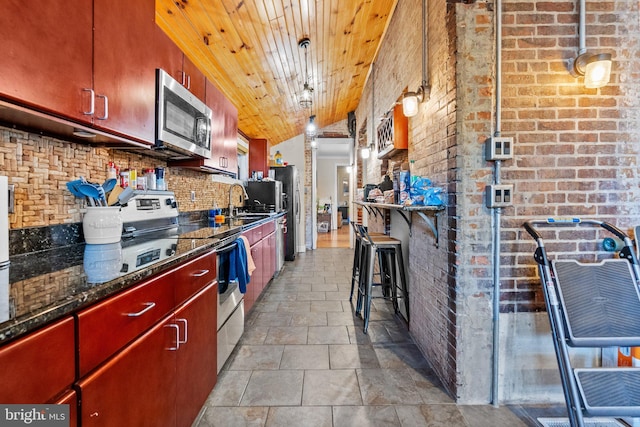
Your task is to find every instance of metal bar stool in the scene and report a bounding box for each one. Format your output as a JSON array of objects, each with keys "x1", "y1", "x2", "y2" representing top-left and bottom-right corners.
[
  {"x1": 354, "y1": 224, "x2": 409, "y2": 333},
  {"x1": 349, "y1": 222, "x2": 386, "y2": 302}
]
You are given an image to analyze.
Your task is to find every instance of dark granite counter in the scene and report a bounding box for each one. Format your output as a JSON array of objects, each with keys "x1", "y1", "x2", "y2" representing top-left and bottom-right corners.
[{"x1": 0, "y1": 213, "x2": 282, "y2": 344}]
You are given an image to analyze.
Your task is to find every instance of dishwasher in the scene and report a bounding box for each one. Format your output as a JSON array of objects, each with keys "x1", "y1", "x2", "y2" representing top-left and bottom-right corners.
[{"x1": 216, "y1": 240, "x2": 245, "y2": 373}]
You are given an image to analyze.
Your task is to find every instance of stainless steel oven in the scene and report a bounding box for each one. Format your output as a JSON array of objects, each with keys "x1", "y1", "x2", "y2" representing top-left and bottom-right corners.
[{"x1": 216, "y1": 241, "x2": 245, "y2": 373}]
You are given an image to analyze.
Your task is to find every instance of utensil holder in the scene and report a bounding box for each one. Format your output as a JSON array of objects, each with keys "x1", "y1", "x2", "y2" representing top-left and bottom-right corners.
[{"x1": 82, "y1": 207, "x2": 123, "y2": 244}]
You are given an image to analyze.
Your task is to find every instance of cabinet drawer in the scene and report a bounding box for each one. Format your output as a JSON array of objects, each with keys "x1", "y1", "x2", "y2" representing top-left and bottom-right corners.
[
  {"x1": 243, "y1": 226, "x2": 258, "y2": 246},
  {"x1": 77, "y1": 272, "x2": 175, "y2": 376},
  {"x1": 173, "y1": 249, "x2": 216, "y2": 305},
  {"x1": 0, "y1": 316, "x2": 75, "y2": 403},
  {"x1": 262, "y1": 220, "x2": 275, "y2": 236}
]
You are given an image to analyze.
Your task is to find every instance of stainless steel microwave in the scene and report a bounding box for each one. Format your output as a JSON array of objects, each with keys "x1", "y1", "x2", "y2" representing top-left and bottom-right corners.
[{"x1": 155, "y1": 69, "x2": 212, "y2": 159}]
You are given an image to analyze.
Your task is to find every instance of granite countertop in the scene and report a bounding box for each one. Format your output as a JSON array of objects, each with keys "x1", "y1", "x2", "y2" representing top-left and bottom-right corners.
[{"x1": 0, "y1": 214, "x2": 281, "y2": 344}]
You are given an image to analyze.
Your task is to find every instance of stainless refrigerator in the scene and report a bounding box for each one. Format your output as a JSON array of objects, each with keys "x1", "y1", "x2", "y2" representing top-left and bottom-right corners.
[{"x1": 273, "y1": 165, "x2": 299, "y2": 261}]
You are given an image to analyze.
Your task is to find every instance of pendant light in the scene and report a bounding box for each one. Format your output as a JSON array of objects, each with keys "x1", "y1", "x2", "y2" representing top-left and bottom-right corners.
[{"x1": 299, "y1": 38, "x2": 313, "y2": 109}]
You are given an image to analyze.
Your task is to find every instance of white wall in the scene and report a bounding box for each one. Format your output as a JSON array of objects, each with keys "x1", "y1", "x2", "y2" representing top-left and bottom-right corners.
[{"x1": 270, "y1": 135, "x2": 306, "y2": 253}]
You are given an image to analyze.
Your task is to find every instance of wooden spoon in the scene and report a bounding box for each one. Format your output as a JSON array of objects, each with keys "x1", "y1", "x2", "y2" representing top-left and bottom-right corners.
[{"x1": 107, "y1": 184, "x2": 124, "y2": 206}]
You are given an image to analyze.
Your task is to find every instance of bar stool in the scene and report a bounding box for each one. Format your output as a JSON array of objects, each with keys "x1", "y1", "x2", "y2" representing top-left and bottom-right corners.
[
  {"x1": 354, "y1": 224, "x2": 409, "y2": 334},
  {"x1": 349, "y1": 222, "x2": 387, "y2": 302}
]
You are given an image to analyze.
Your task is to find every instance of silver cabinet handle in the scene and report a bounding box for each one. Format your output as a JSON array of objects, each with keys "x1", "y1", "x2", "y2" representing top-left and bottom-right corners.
[
  {"x1": 96, "y1": 94, "x2": 109, "y2": 120},
  {"x1": 83, "y1": 88, "x2": 95, "y2": 115},
  {"x1": 192, "y1": 269, "x2": 210, "y2": 277},
  {"x1": 181, "y1": 71, "x2": 187, "y2": 86},
  {"x1": 186, "y1": 74, "x2": 191, "y2": 90},
  {"x1": 126, "y1": 302, "x2": 156, "y2": 317},
  {"x1": 165, "y1": 324, "x2": 180, "y2": 351},
  {"x1": 176, "y1": 318, "x2": 188, "y2": 345}
]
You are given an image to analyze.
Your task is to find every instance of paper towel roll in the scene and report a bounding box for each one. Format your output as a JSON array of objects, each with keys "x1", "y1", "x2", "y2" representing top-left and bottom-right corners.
[{"x1": 0, "y1": 176, "x2": 7, "y2": 266}]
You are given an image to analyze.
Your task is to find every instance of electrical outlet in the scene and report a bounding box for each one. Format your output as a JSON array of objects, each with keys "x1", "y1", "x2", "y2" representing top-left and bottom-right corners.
[
  {"x1": 485, "y1": 136, "x2": 513, "y2": 161},
  {"x1": 486, "y1": 184, "x2": 513, "y2": 208},
  {"x1": 190, "y1": 190, "x2": 196, "y2": 202}
]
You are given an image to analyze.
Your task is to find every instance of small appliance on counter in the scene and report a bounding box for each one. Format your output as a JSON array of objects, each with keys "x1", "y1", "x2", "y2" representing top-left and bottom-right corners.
[
  {"x1": 245, "y1": 181, "x2": 283, "y2": 213},
  {"x1": 119, "y1": 190, "x2": 179, "y2": 238}
]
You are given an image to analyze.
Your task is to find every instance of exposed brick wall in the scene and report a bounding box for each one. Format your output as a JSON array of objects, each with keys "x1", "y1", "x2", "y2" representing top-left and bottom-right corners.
[
  {"x1": 358, "y1": 0, "x2": 640, "y2": 403},
  {"x1": 501, "y1": 0, "x2": 640, "y2": 316},
  {"x1": 0, "y1": 126, "x2": 239, "y2": 229}
]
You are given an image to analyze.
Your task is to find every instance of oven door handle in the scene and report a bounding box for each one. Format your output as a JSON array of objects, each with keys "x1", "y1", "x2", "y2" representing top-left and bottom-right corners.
[{"x1": 216, "y1": 241, "x2": 238, "y2": 255}]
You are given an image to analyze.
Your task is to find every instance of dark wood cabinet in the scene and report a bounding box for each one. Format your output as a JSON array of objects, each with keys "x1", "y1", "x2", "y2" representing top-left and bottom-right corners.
[
  {"x1": 77, "y1": 313, "x2": 178, "y2": 427},
  {"x1": 55, "y1": 389, "x2": 78, "y2": 427},
  {"x1": 77, "y1": 250, "x2": 218, "y2": 427},
  {"x1": 92, "y1": 0, "x2": 163, "y2": 144},
  {"x1": 0, "y1": 1, "x2": 93, "y2": 122},
  {"x1": 182, "y1": 56, "x2": 207, "y2": 102},
  {"x1": 0, "y1": 316, "x2": 75, "y2": 404},
  {"x1": 243, "y1": 221, "x2": 277, "y2": 314},
  {"x1": 175, "y1": 286, "x2": 217, "y2": 427},
  {"x1": 249, "y1": 138, "x2": 271, "y2": 178}
]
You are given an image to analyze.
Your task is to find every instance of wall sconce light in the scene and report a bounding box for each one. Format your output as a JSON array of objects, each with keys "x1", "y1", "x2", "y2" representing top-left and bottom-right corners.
[
  {"x1": 402, "y1": 0, "x2": 430, "y2": 117},
  {"x1": 306, "y1": 114, "x2": 317, "y2": 136},
  {"x1": 310, "y1": 137, "x2": 317, "y2": 148},
  {"x1": 574, "y1": 52, "x2": 612, "y2": 89},
  {"x1": 572, "y1": 0, "x2": 612, "y2": 89},
  {"x1": 402, "y1": 85, "x2": 427, "y2": 117},
  {"x1": 360, "y1": 146, "x2": 370, "y2": 159}
]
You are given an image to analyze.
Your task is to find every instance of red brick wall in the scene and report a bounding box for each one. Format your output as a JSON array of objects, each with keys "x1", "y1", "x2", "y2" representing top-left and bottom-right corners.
[{"x1": 357, "y1": 0, "x2": 640, "y2": 403}]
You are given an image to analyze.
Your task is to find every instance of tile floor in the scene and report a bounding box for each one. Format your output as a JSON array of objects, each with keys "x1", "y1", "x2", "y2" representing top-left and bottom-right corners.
[{"x1": 194, "y1": 248, "x2": 566, "y2": 427}]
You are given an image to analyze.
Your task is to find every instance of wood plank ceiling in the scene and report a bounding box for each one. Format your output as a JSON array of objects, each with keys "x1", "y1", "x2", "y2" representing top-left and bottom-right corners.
[{"x1": 155, "y1": 0, "x2": 398, "y2": 145}]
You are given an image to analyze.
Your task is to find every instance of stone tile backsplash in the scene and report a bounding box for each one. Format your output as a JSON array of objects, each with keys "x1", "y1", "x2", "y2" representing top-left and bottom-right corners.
[{"x1": 0, "y1": 125, "x2": 238, "y2": 251}]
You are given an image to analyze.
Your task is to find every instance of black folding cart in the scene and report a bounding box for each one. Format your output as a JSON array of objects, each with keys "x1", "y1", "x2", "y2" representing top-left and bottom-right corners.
[{"x1": 523, "y1": 218, "x2": 640, "y2": 427}]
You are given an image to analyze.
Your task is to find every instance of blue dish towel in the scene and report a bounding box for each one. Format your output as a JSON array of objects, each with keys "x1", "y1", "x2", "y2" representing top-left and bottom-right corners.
[{"x1": 220, "y1": 239, "x2": 251, "y2": 294}]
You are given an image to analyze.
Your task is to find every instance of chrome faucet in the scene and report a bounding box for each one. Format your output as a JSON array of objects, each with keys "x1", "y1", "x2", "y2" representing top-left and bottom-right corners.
[{"x1": 228, "y1": 183, "x2": 249, "y2": 217}]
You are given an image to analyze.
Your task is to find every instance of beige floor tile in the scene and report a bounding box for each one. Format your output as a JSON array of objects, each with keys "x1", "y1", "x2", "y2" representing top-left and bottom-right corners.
[
  {"x1": 265, "y1": 406, "x2": 332, "y2": 427},
  {"x1": 327, "y1": 311, "x2": 359, "y2": 326},
  {"x1": 458, "y1": 405, "x2": 528, "y2": 427},
  {"x1": 395, "y1": 404, "x2": 469, "y2": 427},
  {"x1": 308, "y1": 325, "x2": 351, "y2": 344},
  {"x1": 296, "y1": 291, "x2": 327, "y2": 301},
  {"x1": 332, "y1": 405, "x2": 400, "y2": 427},
  {"x1": 310, "y1": 300, "x2": 345, "y2": 312},
  {"x1": 290, "y1": 312, "x2": 328, "y2": 326},
  {"x1": 329, "y1": 344, "x2": 381, "y2": 369},
  {"x1": 204, "y1": 370, "x2": 252, "y2": 406},
  {"x1": 280, "y1": 344, "x2": 330, "y2": 369},
  {"x1": 197, "y1": 406, "x2": 269, "y2": 427},
  {"x1": 356, "y1": 368, "x2": 425, "y2": 405},
  {"x1": 276, "y1": 301, "x2": 312, "y2": 312},
  {"x1": 302, "y1": 369, "x2": 363, "y2": 405},
  {"x1": 228, "y1": 345, "x2": 284, "y2": 370},
  {"x1": 264, "y1": 326, "x2": 309, "y2": 345},
  {"x1": 240, "y1": 370, "x2": 304, "y2": 406},
  {"x1": 253, "y1": 312, "x2": 292, "y2": 327},
  {"x1": 238, "y1": 326, "x2": 269, "y2": 345}
]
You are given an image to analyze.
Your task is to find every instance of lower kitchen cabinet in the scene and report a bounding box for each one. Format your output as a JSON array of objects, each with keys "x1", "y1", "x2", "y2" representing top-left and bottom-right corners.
[
  {"x1": 175, "y1": 285, "x2": 217, "y2": 427},
  {"x1": 0, "y1": 316, "x2": 75, "y2": 404},
  {"x1": 243, "y1": 221, "x2": 277, "y2": 315},
  {"x1": 78, "y1": 284, "x2": 217, "y2": 427}
]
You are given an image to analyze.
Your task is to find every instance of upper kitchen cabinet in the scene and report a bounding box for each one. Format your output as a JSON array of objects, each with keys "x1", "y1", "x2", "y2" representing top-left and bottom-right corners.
[
  {"x1": 249, "y1": 138, "x2": 271, "y2": 178},
  {"x1": 92, "y1": 0, "x2": 168, "y2": 145},
  {"x1": 0, "y1": 1, "x2": 93, "y2": 122},
  {"x1": 376, "y1": 104, "x2": 408, "y2": 159}
]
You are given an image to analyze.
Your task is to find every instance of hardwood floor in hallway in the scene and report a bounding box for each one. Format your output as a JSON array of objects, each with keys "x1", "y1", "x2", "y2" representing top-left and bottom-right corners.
[
  {"x1": 316, "y1": 224, "x2": 350, "y2": 248},
  {"x1": 194, "y1": 248, "x2": 565, "y2": 426}
]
